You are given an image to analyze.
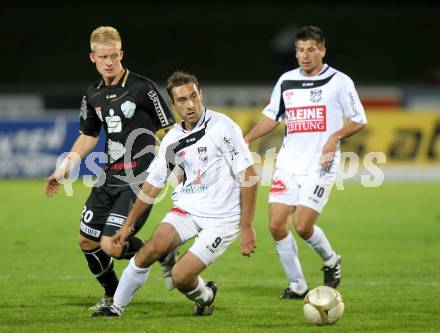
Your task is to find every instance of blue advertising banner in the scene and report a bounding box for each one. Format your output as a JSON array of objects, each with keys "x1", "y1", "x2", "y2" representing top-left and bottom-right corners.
[{"x1": 0, "y1": 117, "x2": 105, "y2": 178}]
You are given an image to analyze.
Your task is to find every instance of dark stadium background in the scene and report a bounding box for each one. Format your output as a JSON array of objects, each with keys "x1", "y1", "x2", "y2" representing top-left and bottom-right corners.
[
  {"x1": 2, "y1": 3, "x2": 439, "y2": 88},
  {"x1": 1, "y1": 2, "x2": 439, "y2": 178}
]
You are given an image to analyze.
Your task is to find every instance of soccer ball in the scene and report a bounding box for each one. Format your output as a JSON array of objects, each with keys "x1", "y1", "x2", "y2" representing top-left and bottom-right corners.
[{"x1": 303, "y1": 286, "x2": 344, "y2": 325}]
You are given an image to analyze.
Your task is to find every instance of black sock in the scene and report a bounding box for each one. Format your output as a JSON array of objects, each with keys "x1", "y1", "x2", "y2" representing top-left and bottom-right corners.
[
  {"x1": 96, "y1": 268, "x2": 119, "y2": 297},
  {"x1": 118, "y1": 236, "x2": 145, "y2": 260},
  {"x1": 82, "y1": 247, "x2": 119, "y2": 297}
]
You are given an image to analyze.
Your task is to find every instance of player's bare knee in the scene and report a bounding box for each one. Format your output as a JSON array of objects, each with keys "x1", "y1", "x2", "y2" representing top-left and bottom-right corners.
[
  {"x1": 171, "y1": 267, "x2": 192, "y2": 290},
  {"x1": 136, "y1": 241, "x2": 164, "y2": 266},
  {"x1": 295, "y1": 223, "x2": 313, "y2": 240},
  {"x1": 269, "y1": 221, "x2": 289, "y2": 240},
  {"x1": 77, "y1": 237, "x2": 90, "y2": 249},
  {"x1": 77, "y1": 234, "x2": 98, "y2": 250},
  {"x1": 133, "y1": 252, "x2": 150, "y2": 268}
]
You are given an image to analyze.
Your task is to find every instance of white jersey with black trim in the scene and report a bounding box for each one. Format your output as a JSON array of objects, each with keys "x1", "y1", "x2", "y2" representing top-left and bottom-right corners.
[
  {"x1": 146, "y1": 109, "x2": 254, "y2": 219},
  {"x1": 263, "y1": 64, "x2": 367, "y2": 174}
]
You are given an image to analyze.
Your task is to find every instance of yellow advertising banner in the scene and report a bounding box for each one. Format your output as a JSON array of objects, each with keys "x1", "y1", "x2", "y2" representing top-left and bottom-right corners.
[{"x1": 216, "y1": 108, "x2": 440, "y2": 166}]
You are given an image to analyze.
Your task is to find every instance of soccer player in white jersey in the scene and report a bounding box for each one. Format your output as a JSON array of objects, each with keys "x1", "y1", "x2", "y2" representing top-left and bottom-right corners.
[
  {"x1": 91, "y1": 71, "x2": 258, "y2": 317},
  {"x1": 245, "y1": 25, "x2": 367, "y2": 299}
]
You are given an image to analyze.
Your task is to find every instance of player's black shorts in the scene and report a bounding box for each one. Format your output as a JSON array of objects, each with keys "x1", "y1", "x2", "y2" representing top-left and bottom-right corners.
[{"x1": 79, "y1": 184, "x2": 152, "y2": 242}]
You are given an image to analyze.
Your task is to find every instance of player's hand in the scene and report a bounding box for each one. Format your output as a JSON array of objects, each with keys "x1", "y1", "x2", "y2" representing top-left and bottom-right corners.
[
  {"x1": 112, "y1": 225, "x2": 132, "y2": 247},
  {"x1": 240, "y1": 225, "x2": 256, "y2": 257},
  {"x1": 320, "y1": 136, "x2": 339, "y2": 169},
  {"x1": 44, "y1": 158, "x2": 72, "y2": 197},
  {"x1": 45, "y1": 173, "x2": 61, "y2": 197}
]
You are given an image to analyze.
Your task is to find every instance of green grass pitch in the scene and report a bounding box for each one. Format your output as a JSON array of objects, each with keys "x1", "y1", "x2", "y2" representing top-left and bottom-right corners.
[{"x1": 0, "y1": 180, "x2": 439, "y2": 332}]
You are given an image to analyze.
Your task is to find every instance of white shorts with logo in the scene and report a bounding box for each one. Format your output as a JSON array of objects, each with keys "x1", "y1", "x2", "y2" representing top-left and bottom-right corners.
[
  {"x1": 162, "y1": 207, "x2": 240, "y2": 266},
  {"x1": 269, "y1": 168, "x2": 336, "y2": 213}
]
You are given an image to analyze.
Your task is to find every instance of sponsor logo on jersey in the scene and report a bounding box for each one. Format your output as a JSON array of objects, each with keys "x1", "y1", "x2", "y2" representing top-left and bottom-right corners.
[
  {"x1": 310, "y1": 89, "x2": 322, "y2": 102},
  {"x1": 147, "y1": 90, "x2": 169, "y2": 127},
  {"x1": 223, "y1": 137, "x2": 239, "y2": 160},
  {"x1": 106, "y1": 214, "x2": 126, "y2": 226},
  {"x1": 105, "y1": 109, "x2": 122, "y2": 133},
  {"x1": 80, "y1": 96, "x2": 88, "y2": 119},
  {"x1": 109, "y1": 161, "x2": 137, "y2": 170},
  {"x1": 182, "y1": 184, "x2": 209, "y2": 193},
  {"x1": 107, "y1": 139, "x2": 126, "y2": 163},
  {"x1": 283, "y1": 90, "x2": 294, "y2": 101},
  {"x1": 121, "y1": 101, "x2": 136, "y2": 118},
  {"x1": 107, "y1": 215, "x2": 125, "y2": 226},
  {"x1": 302, "y1": 82, "x2": 314, "y2": 87},
  {"x1": 197, "y1": 147, "x2": 208, "y2": 161},
  {"x1": 106, "y1": 94, "x2": 117, "y2": 99},
  {"x1": 94, "y1": 106, "x2": 103, "y2": 121},
  {"x1": 270, "y1": 179, "x2": 287, "y2": 193},
  {"x1": 182, "y1": 169, "x2": 208, "y2": 193},
  {"x1": 80, "y1": 222, "x2": 101, "y2": 238},
  {"x1": 285, "y1": 105, "x2": 327, "y2": 134}
]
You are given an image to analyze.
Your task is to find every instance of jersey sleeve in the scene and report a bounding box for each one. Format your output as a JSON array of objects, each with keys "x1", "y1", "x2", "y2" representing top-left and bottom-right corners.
[
  {"x1": 145, "y1": 146, "x2": 167, "y2": 188},
  {"x1": 144, "y1": 80, "x2": 176, "y2": 130},
  {"x1": 338, "y1": 76, "x2": 368, "y2": 124},
  {"x1": 79, "y1": 94, "x2": 102, "y2": 137},
  {"x1": 145, "y1": 134, "x2": 178, "y2": 188},
  {"x1": 262, "y1": 76, "x2": 285, "y2": 122},
  {"x1": 214, "y1": 118, "x2": 254, "y2": 176}
]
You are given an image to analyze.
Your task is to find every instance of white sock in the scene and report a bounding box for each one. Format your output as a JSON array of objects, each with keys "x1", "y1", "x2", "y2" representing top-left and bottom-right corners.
[
  {"x1": 113, "y1": 256, "x2": 151, "y2": 309},
  {"x1": 184, "y1": 276, "x2": 213, "y2": 305},
  {"x1": 305, "y1": 225, "x2": 337, "y2": 264},
  {"x1": 275, "y1": 232, "x2": 307, "y2": 292}
]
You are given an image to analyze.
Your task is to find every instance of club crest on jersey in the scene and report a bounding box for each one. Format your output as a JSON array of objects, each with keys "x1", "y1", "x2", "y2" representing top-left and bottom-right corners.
[
  {"x1": 310, "y1": 89, "x2": 322, "y2": 103},
  {"x1": 197, "y1": 147, "x2": 208, "y2": 161},
  {"x1": 94, "y1": 107, "x2": 103, "y2": 121},
  {"x1": 121, "y1": 101, "x2": 136, "y2": 118}
]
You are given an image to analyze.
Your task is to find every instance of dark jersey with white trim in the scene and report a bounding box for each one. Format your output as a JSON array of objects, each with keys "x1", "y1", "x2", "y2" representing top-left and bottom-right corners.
[{"x1": 79, "y1": 69, "x2": 175, "y2": 186}]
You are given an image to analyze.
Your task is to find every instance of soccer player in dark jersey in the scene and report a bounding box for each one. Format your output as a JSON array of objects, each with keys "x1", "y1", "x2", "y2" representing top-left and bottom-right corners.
[{"x1": 44, "y1": 26, "x2": 176, "y2": 310}]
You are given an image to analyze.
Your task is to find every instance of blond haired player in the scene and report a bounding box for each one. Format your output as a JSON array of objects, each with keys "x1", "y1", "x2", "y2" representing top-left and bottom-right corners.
[{"x1": 45, "y1": 26, "x2": 176, "y2": 310}]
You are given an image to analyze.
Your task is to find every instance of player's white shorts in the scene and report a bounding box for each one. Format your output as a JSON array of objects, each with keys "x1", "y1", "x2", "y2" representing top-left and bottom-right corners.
[
  {"x1": 268, "y1": 168, "x2": 336, "y2": 213},
  {"x1": 162, "y1": 207, "x2": 240, "y2": 266}
]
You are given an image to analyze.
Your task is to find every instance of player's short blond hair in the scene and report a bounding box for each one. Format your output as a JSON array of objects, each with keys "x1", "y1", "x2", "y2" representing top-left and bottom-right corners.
[{"x1": 90, "y1": 26, "x2": 122, "y2": 52}]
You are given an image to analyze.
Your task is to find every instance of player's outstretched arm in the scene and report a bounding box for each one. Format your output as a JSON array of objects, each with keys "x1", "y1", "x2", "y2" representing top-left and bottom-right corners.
[
  {"x1": 239, "y1": 165, "x2": 258, "y2": 257},
  {"x1": 112, "y1": 181, "x2": 161, "y2": 247},
  {"x1": 44, "y1": 134, "x2": 99, "y2": 197},
  {"x1": 244, "y1": 116, "x2": 279, "y2": 144}
]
